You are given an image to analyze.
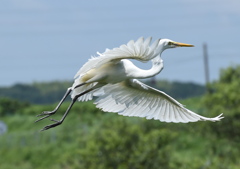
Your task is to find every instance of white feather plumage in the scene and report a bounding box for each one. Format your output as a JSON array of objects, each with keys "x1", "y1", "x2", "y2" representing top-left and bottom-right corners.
[{"x1": 94, "y1": 79, "x2": 223, "y2": 123}]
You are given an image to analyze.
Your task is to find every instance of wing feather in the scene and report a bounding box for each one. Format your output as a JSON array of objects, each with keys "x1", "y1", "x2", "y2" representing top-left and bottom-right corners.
[
  {"x1": 162, "y1": 102, "x2": 170, "y2": 122},
  {"x1": 95, "y1": 95, "x2": 125, "y2": 113},
  {"x1": 135, "y1": 37, "x2": 144, "y2": 55},
  {"x1": 146, "y1": 104, "x2": 158, "y2": 120},
  {"x1": 170, "y1": 106, "x2": 177, "y2": 122},
  {"x1": 173, "y1": 107, "x2": 183, "y2": 122},
  {"x1": 74, "y1": 37, "x2": 162, "y2": 79},
  {"x1": 134, "y1": 99, "x2": 150, "y2": 117},
  {"x1": 178, "y1": 108, "x2": 190, "y2": 123},
  {"x1": 94, "y1": 79, "x2": 223, "y2": 123}
]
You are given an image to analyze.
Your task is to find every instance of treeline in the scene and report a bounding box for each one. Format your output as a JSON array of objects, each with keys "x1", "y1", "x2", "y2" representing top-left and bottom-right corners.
[
  {"x1": 146, "y1": 80, "x2": 205, "y2": 99},
  {"x1": 0, "y1": 81, "x2": 72, "y2": 104},
  {"x1": 0, "y1": 79, "x2": 205, "y2": 105}
]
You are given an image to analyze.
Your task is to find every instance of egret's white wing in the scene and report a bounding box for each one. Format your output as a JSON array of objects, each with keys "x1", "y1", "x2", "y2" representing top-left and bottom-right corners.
[
  {"x1": 94, "y1": 79, "x2": 223, "y2": 123},
  {"x1": 74, "y1": 37, "x2": 162, "y2": 78}
]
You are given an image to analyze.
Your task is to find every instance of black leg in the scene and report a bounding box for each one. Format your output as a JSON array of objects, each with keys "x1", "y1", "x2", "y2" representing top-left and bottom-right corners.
[
  {"x1": 73, "y1": 82, "x2": 86, "y2": 89},
  {"x1": 39, "y1": 87, "x2": 94, "y2": 131},
  {"x1": 35, "y1": 83, "x2": 87, "y2": 123},
  {"x1": 35, "y1": 87, "x2": 72, "y2": 122},
  {"x1": 40, "y1": 97, "x2": 77, "y2": 131}
]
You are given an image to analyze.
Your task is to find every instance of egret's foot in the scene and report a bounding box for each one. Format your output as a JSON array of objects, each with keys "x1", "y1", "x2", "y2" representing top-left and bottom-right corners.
[
  {"x1": 40, "y1": 119, "x2": 62, "y2": 131},
  {"x1": 49, "y1": 118, "x2": 59, "y2": 122},
  {"x1": 35, "y1": 111, "x2": 56, "y2": 123},
  {"x1": 36, "y1": 110, "x2": 56, "y2": 117}
]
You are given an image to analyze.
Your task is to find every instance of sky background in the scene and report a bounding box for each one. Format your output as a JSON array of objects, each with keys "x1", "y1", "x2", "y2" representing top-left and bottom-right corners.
[{"x1": 0, "y1": 0, "x2": 239, "y2": 86}]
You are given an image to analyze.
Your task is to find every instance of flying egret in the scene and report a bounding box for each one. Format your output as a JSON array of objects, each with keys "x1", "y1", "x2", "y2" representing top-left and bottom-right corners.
[{"x1": 36, "y1": 37, "x2": 223, "y2": 131}]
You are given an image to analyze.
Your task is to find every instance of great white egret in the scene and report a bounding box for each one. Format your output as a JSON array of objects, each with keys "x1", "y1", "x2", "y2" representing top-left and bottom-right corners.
[{"x1": 36, "y1": 37, "x2": 223, "y2": 131}]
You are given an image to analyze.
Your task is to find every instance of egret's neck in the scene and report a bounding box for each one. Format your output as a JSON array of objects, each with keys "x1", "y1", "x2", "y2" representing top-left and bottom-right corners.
[{"x1": 124, "y1": 55, "x2": 164, "y2": 79}]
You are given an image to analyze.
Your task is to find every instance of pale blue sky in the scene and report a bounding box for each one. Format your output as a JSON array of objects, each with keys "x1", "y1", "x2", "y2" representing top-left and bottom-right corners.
[{"x1": 0, "y1": 0, "x2": 239, "y2": 86}]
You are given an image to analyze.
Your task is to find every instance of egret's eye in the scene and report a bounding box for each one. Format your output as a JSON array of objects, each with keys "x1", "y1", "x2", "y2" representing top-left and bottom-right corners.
[{"x1": 168, "y1": 42, "x2": 174, "y2": 46}]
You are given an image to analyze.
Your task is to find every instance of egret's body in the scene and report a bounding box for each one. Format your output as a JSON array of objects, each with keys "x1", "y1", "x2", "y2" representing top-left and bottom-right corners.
[{"x1": 36, "y1": 37, "x2": 223, "y2": 131}]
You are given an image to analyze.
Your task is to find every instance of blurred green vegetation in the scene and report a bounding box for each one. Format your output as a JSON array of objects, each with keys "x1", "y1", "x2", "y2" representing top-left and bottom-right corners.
[
  {"x1": 0, "y1": 65, "x2": 240, "y2": 169},
  {"x1": 0, "y1": 80, "x2": 204, "y2": 104},
  {"x1": 0, "y1": 81, "x2": 72, "y2": 104}
]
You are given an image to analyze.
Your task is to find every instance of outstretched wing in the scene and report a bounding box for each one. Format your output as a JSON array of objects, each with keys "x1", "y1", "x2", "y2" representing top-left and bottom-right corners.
[
  {"x1": 74, "y1": 37, "x2": 162, "y2": 78},
  {"x1": 94, "y1": 79, "x2": 223, "y2": 123}
]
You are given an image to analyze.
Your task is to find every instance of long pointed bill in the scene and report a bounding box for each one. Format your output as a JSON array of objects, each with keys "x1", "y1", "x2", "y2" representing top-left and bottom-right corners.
[{"x1": 174, "y1": 42, "x2": 194, "y2": 47}]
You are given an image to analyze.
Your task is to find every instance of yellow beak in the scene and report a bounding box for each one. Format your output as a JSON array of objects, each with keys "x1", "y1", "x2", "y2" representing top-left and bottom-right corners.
[{"x1": 174, "y1": 42, "x2": 194, "y2": 47}]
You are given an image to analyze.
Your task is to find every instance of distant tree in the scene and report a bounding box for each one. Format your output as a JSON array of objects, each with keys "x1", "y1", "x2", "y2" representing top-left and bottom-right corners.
[
  {"x1": 0, "y1": 81, "x2": 72, "y2": 104},
  {"x1": 203, "y1": 65, "x2": 240, "y2": 141},
  {"x1": 0, "y1": 84, "x2": 40, "y2": 103},
  {"x1": 0, "y1": 97, "x2": 30, "y2": 116},
  {"x1": 0, "y1": 80, "x2": 204, "y2": 104},
  {"x1": 145, "y1": 79, "x2": 205, "y2": 99}
]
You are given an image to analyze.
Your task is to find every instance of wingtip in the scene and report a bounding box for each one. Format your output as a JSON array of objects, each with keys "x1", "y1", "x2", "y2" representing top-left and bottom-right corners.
[
  {"x1": 217, "y1": 113, "x2": 224, "y2": 120},
  {"x1": 211, "y1": 113, "x2": 224, "y2": 122}
]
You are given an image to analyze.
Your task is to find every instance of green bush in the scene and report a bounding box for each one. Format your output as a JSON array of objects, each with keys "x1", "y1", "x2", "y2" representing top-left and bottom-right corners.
[
  {"x1": 75, "y1": 116, "x2": 178, "y2": 169},
  {"x1": 203, "y1": 65, "x2": 240, "y2": 141},
  {"x1": 0, "y1": 97, "x2": 30, "y2": 116}
]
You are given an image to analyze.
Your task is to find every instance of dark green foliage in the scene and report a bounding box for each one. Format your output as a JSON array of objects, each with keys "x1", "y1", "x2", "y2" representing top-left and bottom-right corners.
[
  {"x1": 145, "y1": 79, "x2": 205, "y2": 99},
  {"x1": 0, "y1": 84, "x2": 39, "y2": 102},
  {"x1": 0, "y1": 80, "x2": 204, "y2": 105},
  {"x1": 75, "y1": 116, "x2": 177, "y2": 169},
  {"x1": 0, "y1": 81, "x2": 72, "y2": 104},
  {"x1": 203, "y1": 65, "x2": 240, "y2": 141},
  {"x1": 0, "y1": 97, "x2": 30, "y2": 116}
]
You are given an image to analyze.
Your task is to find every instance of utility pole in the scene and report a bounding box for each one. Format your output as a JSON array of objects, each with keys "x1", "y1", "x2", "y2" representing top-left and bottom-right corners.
[{"x1": 203, "y1": 43, "x2": 210, "y2": 93}]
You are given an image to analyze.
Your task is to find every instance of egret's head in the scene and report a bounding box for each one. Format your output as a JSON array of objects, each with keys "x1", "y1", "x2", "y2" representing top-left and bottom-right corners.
[{"x1": 160, "y1": 39, "x2": 194, "y2": 50}]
